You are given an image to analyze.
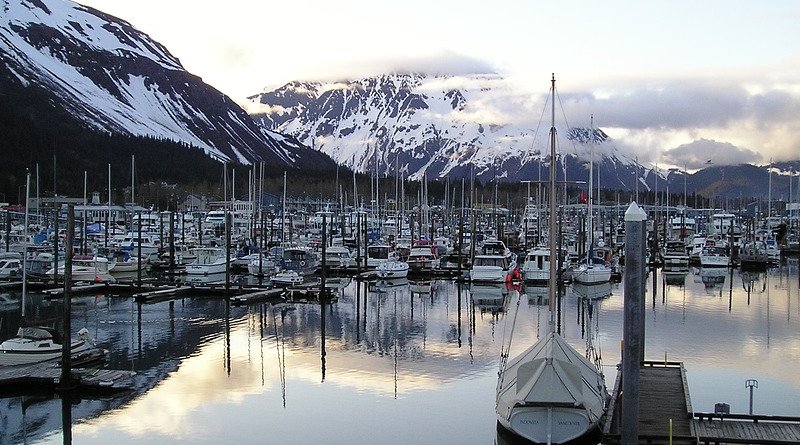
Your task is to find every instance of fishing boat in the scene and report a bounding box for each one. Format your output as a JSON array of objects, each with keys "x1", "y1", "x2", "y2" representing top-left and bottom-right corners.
[
  {"x1": 0, "y1": 327, "x2": 94, "y2": 366},
  {"x1": 496, "y1": 75, "x2": 608, "y2": 444},
  {"x1": 280, "y1": 246, "x2": 318, "y2": 274}
]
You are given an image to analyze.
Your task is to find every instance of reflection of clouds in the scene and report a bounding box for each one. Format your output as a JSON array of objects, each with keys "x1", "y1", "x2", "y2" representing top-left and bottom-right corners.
[{"x1": 76, "y1": 281, "x2": 505, "y2": 438}]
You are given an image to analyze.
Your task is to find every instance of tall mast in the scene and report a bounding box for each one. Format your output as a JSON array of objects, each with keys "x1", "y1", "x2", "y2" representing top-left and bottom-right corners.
[
  {"x1": 588, "y1": 115, "x2": 594, "y2": 250},
  {"x1": 548, "y1": 73, "x2": 558, "y2": 324}
]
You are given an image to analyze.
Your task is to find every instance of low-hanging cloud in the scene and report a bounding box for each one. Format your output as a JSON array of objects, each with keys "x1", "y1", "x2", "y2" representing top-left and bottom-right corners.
[{"x1": 662, "y1": 139, "x2": 760, "y2": 169}]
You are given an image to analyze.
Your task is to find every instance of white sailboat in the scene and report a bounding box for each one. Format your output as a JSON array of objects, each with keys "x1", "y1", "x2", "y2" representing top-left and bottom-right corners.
[
  {"x1": 496, "y1": 75, "x2": 608, "y2": 444},
  {"x1": 572, "y1": 116, "x2": 611, "y2": 286}
]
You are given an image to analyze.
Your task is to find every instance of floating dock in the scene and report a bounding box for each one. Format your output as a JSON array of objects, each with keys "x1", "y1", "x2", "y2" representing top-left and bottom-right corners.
[
  {"x1": 604, "y1": 361, "x2": 800, "y2": 444},
  {"x1": 0, "y1": 351, "x2": 135, "y2": 394}
]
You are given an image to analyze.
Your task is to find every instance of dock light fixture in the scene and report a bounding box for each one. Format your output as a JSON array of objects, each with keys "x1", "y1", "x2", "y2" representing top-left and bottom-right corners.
[{"x1": 745, "y1": 379, "x2": 758, "y2": 415}]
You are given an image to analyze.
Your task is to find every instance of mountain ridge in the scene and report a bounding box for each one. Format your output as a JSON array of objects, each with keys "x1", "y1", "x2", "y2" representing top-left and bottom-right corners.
[{"x1": 1, "y1": 0, "x2": 335, "y2": 169}]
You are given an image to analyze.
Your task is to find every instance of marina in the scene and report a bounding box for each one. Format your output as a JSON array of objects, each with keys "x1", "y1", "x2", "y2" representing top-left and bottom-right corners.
[{"x1": 0, "y1": 257, "x2": 797, "y2": 444}]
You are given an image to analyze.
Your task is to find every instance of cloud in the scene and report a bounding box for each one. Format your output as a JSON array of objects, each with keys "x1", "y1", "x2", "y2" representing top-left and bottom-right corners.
[{"x1": 662, "y1": 139, "x2": 760, "y2": 169}]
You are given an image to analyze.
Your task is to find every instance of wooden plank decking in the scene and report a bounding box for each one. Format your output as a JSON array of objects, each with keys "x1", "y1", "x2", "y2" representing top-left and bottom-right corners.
[
  {"x1": 0, "y1": 350, "x2": 134, "y2": 393},
  {"x1": 604, "y1": 361, "x2": 696, "y2": 444},
  {"x1": 693, "y1": 413, "x2": 800, "y2": 444},
  {"x1": 604, "y1": 361, "x2": 800, "y2": 444}
]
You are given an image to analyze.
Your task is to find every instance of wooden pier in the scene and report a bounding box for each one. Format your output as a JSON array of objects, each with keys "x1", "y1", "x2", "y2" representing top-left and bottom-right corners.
[{"x1": 604, "y1": 361, "x2": 800, "y2": 444}]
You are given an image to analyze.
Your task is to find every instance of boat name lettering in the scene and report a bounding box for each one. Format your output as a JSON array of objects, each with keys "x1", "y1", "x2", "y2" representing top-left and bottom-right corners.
[
  {"x1": 519, "y1": 420, "x2": 540, "y2": 425},
  {"x1": 557, "y1": 421, "x2": 580, "y2": 426}
]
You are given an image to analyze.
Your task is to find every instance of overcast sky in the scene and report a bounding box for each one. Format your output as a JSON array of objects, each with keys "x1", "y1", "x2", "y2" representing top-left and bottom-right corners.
[{"x1": 79, "y1": 0, "x2": 800, "y2": 168}]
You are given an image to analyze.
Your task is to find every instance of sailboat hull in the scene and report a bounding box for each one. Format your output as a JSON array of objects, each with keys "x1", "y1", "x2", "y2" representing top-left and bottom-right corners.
[{"x1": 496, "y1": 415, "x2": 603, "y2": 445}]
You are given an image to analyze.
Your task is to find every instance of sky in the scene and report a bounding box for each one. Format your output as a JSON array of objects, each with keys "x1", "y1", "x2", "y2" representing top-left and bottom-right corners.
[{"x1": 78, "y1": 0, "x2": 800, "y2": 169}]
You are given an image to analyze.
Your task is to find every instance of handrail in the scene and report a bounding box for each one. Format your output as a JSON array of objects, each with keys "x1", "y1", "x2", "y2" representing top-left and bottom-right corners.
[{"x1": 694, "y1": 412, "x2": 800, "y2": 423}]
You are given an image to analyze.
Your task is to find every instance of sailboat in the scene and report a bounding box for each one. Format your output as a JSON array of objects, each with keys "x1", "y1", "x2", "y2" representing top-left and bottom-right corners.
[
  {"x1": 572, "y1": 116, "x2": 611, "y2": 285},
  {"x1": 496, "y1": 75, "x2": 609, "y2": 444}
]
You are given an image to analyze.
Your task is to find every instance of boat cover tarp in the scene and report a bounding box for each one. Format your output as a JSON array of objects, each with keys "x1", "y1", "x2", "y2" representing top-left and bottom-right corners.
[{"x1": 497, "y1": 332, "x2": 606, "y2": 421}]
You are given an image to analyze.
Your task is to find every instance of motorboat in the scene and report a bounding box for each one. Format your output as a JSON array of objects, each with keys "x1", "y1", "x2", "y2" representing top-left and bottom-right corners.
[
  {"x1": 45, "y1": 256, "x2": 115, "y2": 283},
  {"x1": 323, "y1": 245, "x2": 354, "y2": 268},
  {"x1": 376, "y1": 259, "x2": 409, "y2": 279},
  {"x1": 406, "y1": 240, "x2": 439, "y2": 271},
  {"x1": 0, "y1": 326, "x2": 95, "y2": 366},
  {"x1": 108, "y1": 250, "x2": 147, "y2": 273},
  {"x1": 0, "y1": 253, "x2": 22, "y2": 279},
  {"x1": 186, "y1": 247, "x2": 230, "y2": 275},
  {"x1": 521, "y1": 246, "x2": 566, "y2": 284},
  {"x1": 662, "y1": 239, "x2": 690, "y2": 268},
  {"x1": 739, "y1": 240, "x2": 768, "y2": 270},
  {"x1": 247, "y1": 255, "x2": 277, "y2": 276},
  {"x1": 271, "y1": 270, "x2": 303, "y2": 286},
  {"x1": 699, "y1": 240, "x2": 730, "y2": 268},
  {"x1": 470, "y1": 239, "x2": 516, "y2": 283}
]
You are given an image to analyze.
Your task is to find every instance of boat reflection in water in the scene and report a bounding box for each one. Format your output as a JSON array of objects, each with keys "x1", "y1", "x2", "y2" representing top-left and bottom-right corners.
[
  {"x1": 523, "y1": 284, "x2": 549, "y2": 306},
  {"x1": 697, "y1": 267, "x2": 728, "y2": 294},
  {"x1": 469, "y1": 283, "x2": 509, "y2": 314},
  {"x1": 1, "y1": 259, "x2": 798, "y2": 445},
  {"x1": 572, "y1": 281, "x2": 612, "y2": 300},
  {"x1": 408, "y1": 279, "x2": 432, "y2": 296},
  {"x1": 663, "y1": 266, "x2": 689, "y2": 287},
  {"x1": 371, "y1": 277, "x2": 409, "y2": 293}
]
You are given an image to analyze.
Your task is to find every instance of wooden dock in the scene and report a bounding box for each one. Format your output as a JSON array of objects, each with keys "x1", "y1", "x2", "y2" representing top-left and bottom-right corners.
[
  {"x1": 230, "y1": 288, "x2": 285, "y2": 305},
  {"x1": 693, "y1": 413, "x2": 800, "y2": 444},
  {"x1": 0, "y1": 351, "x2": 135, "y2": 394},
  {"x1": 604, "y1": 361, "x2": 695, "y2": 444},
  {"x1": 604, "y1": 361, "x2": 800, "y2": 444},
  {"x1": 133, "y1": 286, "x2": 194, "y2": 303}
]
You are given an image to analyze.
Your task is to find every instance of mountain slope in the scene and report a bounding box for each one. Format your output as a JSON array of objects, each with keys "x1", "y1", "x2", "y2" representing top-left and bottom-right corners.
[
  {"x1": 0, "y1": 0, "x2": 334, "y2": 169},
  {"x1": 249, "y1": 73, "x2": 646, "y2": 187}
]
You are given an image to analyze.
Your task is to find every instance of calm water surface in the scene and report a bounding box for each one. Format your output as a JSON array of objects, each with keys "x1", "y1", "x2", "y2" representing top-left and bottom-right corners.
[{"x1": 1, "y1": 258, "x2": 798, "y2": 444}]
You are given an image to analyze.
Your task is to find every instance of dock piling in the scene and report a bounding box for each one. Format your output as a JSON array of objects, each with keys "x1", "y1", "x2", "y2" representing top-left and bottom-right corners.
[{"x1": 622, "y1": 201, "x2": 647, "y2": 444}]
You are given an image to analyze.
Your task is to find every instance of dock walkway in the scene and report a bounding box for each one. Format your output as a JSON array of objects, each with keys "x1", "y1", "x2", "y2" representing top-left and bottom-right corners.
[
  {"x1": 604, "y1": 361, "x2": 800, "y2": 444},
  {"x1": 0, "y1": 351, "x2": 134, "y2": 394},
  {"x1": 693, "y1": 413, "x2": 800, "y2": 444}
]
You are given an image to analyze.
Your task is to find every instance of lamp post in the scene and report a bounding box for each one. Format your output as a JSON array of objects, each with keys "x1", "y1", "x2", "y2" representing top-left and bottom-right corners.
[{"x1": 745, "y1": 379, "x2": 758, "y2": 415}]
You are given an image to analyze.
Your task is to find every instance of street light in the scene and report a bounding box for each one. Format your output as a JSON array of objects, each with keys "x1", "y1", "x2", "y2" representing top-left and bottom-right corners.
[{"x1": 745, "y1": 379, "x2": 758, "y2": 415}]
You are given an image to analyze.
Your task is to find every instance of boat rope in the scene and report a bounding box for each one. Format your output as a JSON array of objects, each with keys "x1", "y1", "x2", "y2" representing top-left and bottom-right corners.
[{"x1": 498, "y1": 290, "x2": 522, "y2": 380}]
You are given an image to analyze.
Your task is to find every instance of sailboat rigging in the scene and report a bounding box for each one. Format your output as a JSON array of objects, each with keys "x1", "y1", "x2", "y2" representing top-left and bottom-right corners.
[{"x1": 495, "y1": 75, "x2": 609, "y2": 445}]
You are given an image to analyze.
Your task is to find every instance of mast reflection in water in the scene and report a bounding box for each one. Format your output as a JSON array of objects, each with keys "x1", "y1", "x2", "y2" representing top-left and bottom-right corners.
[{"x1": 0, "y1": 259, "x2": 798, "y2": 444}]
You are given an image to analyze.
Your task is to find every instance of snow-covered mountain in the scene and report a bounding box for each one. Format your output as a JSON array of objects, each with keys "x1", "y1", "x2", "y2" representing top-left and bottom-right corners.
[
  {"x1": 0, "y1": 0, "x2": 334, "y2": 168},
  {"x1": 249, "y1": 73, "x2": 647, "y2": 186}
]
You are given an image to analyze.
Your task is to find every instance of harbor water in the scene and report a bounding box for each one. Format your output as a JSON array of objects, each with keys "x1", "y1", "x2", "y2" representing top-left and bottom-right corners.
[{"x1": 1, "y1": 258, "x2": 798, "y2": 444}]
